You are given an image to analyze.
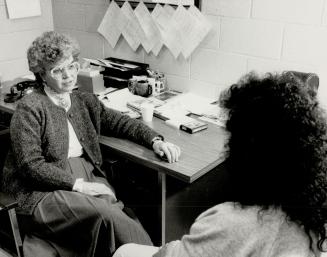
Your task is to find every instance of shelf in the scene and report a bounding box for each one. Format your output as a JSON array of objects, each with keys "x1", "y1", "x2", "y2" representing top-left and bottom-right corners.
[{"x1": 113, "y1": 0, "x2": 201, "y2": 10}]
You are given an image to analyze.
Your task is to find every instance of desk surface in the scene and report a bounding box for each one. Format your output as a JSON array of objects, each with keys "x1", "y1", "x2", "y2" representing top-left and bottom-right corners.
[
  {"x1": 0, "y1": 98, "x2": 16, "y2": 114},
  {"x1": 0, "y1": 92, "x2": 227, "y2": 183},
  {"x1": 0, "y1": 83, "x2": 17, "y2": 114},
  {"x1": 100, "y1": 118, "x2": 227, "y2": 183}
]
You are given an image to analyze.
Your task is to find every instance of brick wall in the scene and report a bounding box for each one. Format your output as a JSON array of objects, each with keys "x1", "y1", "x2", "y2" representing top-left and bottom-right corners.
[{"x1": 0, "y1": 0, "x2": 53, "y2": 82}]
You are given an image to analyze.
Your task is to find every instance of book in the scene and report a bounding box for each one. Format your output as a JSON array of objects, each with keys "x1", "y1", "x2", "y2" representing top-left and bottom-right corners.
[
  {"x1": 165, "y1": 116, "x2": 208, "y2": 134},
  {"x1": 180, "y1": 120, "x2": 208, "y2": 133},
  {"x1": 126, "y1": 97, "x2": 165, "y2": 112}
]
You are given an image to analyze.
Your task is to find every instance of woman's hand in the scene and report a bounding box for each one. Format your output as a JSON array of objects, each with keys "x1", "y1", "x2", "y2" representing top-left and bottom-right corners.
[
  {"x1": 153, "y1": 140, "x2": 181, "y2": 163},
  {"x1": 74, "y1": 179, "x2": 117, "y2": 201}
]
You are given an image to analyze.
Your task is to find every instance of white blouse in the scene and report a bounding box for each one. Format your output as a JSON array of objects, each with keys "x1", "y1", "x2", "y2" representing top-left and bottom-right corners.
[{"x1": 44, "y1": 86, "x2": 83, "y2": 158}]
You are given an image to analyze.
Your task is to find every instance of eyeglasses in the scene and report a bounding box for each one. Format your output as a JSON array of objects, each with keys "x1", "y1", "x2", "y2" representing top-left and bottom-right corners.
[{"x1": 49, "y1": 61, "x2": 80, "y2": 79}]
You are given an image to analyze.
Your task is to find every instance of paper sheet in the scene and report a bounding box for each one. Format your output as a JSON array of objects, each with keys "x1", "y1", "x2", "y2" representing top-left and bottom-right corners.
[
  {"x1": 174, "y1": 92, "x2": 216, "y2": 115},
  {"x1": 152, "y1": 5, "x2": 181, "y2": 58},
  {"x1": 121, "y1": 2, "x2": 144, "y2": 51},
  {"x1": 172, "y1": 5, "x2": 212, "y2": 59},
  {"x1": 134, "y1": 2, "x2": 161, "y2": 54},
  {"x1": 165, "y1": 115, "x2": 196, "y2": 129},
  {"x1": 97, "y1": 2, "x2": 211, "y2": 59},
  {"x1": 6, "y1": 0, "x2": 41, "y2": 19},
  {"x1": 100, "y1": 88, "x2": 142, "y2": 115},
  {"x1": 155, "y1": 101, "x2": 191, "y2": 120},
  {"x1": 199, "y1": 105, "x2": 227, "y2": 127},
  {"x1": 199, "y1": 115, "x2": 225, "y2": 127},
  {"x1": 97, "y1": 1, "x2": 127, "y2": 48},
  {"x1": 172, "y1": 6, "x2": 195, "y2": 59},
  {"x1": 151, "y1": 5, "x2": 164, "y2": 56},
  {"x1": 185, "y1": 6, "x2": 212, "y2": 57}
]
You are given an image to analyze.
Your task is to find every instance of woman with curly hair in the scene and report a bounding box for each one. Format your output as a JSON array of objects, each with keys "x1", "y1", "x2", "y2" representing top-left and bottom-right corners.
[
  {"x1": 1, "y1": 31, "x2": 181, "y2": 256},
  {"x1": 113, "y1": 72, "x2": 327, "y2": 257}
]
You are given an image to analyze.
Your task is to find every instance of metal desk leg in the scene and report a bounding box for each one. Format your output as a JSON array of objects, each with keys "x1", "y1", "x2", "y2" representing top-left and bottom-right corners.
[
  {"x1": 158, "y1": 173, "x2": 166, "y2": 245},
  {"x1": 8, "y1": 209, "x2": 23, "y2": 257}
]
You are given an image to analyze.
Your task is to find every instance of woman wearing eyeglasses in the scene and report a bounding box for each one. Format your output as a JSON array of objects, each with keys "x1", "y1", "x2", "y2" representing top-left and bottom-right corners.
[{"x1": 1, "y1": 31, "x2": 181, "y2": 257}]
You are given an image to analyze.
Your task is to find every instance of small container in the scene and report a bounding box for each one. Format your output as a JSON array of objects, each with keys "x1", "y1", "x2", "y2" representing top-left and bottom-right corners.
[{"x1": 128, "y1": 79, "x2": 152, "y2": 97}]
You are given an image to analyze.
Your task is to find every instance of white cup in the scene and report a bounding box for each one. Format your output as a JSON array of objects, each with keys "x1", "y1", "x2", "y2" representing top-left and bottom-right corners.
[{"x1": 140, "y1": 102, "x2": 154, "y2": 122}]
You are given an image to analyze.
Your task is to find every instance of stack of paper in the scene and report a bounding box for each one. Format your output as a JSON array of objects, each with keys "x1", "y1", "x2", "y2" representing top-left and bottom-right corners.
[
  {"x1": 173, "y1": 92, "x2": 216, "y2": 115},
  {"x1": 99, "y1": 88, "x2": 142, "y2": 118},
  {"x1": 154, "y1": 101, "x2": 190, "y2": 120},
  {"x1": 127, "y1": 97, "x2": 165, "y2": 111}
]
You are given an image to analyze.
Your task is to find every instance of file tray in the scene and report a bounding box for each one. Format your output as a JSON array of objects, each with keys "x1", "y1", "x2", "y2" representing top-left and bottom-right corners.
[
  {"x1": 102, "y1": 75, "x2": 129, "y2": 89},
  {"x1": 100, "y1": 58, "x2": 149, "y2": 89},
  {"x1": 101, "y1": 57, "x2": 149, "y2": 80}
]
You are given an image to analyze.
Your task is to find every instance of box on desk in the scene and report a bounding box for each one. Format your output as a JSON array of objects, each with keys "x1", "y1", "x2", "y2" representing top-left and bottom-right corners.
[{"x1": 77, "y1": 70, "x2": 105, "y2": 94}]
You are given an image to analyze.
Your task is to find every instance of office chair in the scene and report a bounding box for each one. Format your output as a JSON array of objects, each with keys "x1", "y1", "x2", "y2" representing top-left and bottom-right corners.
[{"x1": 0, "y1": 127, "x2": 23, "y2": 257}]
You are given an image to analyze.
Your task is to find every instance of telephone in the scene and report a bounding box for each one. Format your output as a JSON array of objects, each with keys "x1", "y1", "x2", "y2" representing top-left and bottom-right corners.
[{"x1": 4, "y1": 80, "x2": 38, "y2": 103}]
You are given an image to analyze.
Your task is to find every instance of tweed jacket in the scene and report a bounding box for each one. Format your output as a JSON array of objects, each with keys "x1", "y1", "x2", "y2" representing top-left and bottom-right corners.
[{"x1": 1, "y1": 88, "x2": 160, "y2": 215}]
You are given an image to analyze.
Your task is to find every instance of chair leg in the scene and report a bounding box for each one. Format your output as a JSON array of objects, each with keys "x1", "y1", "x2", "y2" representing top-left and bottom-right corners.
[{"x1": 8, "y1": 209, "x2": 23, "y2": 257}]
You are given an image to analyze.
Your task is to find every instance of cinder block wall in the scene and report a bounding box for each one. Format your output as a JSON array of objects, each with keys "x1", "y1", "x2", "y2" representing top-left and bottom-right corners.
[
  {"x1": 0, "y1": 0, "x2": 53, "y2": 82},
  {"x1": 6, "y1": 0, "x2": 327, "y2": 107}
]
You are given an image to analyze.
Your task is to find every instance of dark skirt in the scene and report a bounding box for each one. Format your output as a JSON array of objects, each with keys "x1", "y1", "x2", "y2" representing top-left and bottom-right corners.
[{"x1": 21, "y1": 157, "x2": 152, "y2": 257}]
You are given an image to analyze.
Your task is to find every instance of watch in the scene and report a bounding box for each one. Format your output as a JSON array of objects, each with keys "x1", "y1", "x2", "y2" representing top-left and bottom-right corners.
[{"x1": 151, "y1": 136, "x2": 164, "y2": 147}]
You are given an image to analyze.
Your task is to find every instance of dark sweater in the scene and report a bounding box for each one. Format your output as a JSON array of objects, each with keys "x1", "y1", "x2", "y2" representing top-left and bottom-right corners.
[{"x1": 1, "y1": 88, "x2": 159, "y2": 215}]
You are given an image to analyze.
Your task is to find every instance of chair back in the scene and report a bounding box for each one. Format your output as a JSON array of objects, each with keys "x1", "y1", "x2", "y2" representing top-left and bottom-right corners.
[
  {"x1": 0, "y1": 127, "x2": 10, "y2": 191},
  {"x1": 283, "y1": 71, "x2": 319, "y2": 97}
]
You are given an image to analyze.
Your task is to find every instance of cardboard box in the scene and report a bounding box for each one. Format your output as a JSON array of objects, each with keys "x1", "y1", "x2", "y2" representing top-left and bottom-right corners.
[{"x1": 77, "y1": 71, "x2": 105, "y2": 94}]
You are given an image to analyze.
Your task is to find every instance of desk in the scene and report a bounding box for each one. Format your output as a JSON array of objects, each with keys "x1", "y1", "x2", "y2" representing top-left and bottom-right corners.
[
  {"x1": 0, "y1": 98, "x2": 16, "y2": 114},
  {"x1": 0, "y1": 82, "x2": 17, "y2": 114},
  {"x1": 100, "y1": 116, "x2": 227, "y2": 244},
  {"x1": 0, "y1": 92, "x2": 228, "y2": 245},
  {"x1": 100, "y1": 118, "x2": 226, "y2": 183}
]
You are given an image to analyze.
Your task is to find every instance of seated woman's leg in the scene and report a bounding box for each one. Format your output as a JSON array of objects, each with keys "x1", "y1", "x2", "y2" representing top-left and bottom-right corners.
[
  {"x1": 95, "y1": 194, "x2": 153, "y2": 247},
  {"x1": 113, "y1": 243, "x2": 159, "y2": 257},
  {"x1": 23, "y1": 234, "x2": 58, "y2": 257},
  {"x1": 24, "y1": 190, "x2": 152, "y2": 257}
]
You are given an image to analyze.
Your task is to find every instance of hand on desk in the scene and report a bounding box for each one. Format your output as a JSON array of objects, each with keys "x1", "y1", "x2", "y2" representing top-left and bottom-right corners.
[{"x1": 153, "y1": 140, "x2": 181, "y2": 163}]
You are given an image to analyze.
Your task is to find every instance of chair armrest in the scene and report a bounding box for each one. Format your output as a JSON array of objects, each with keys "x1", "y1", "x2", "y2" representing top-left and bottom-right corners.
[
  {"x1": 284, "y1": 71, "x2": 319, "y2": 97},
  {"x1": 0, "y1": 192, "x2": 18, "y2": 210},
  {"x1": 0, "y1": 128, "x2": 9, "y2": 136}
]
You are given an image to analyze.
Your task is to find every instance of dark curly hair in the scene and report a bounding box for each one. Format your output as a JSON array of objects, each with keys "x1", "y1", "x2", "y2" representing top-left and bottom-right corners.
[{"x1": 219, "y1": 72, "x2": 327, "y2": 251}]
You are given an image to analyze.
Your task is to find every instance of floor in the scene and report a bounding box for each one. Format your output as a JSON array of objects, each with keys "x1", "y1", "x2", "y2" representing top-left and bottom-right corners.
[
  {"x1": 0, "y1": 249, "x2": 11, "y2": 257},
  {"x1": 2, "y1": 246, "x2": 327, "y2": 256}
]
